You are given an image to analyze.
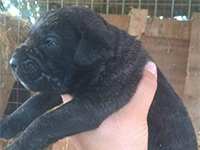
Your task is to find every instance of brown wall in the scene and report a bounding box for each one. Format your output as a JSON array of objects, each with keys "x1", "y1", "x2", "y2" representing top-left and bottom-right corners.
[{"x1": 141, "y1": 36, "x2": 189, "y2": 100}]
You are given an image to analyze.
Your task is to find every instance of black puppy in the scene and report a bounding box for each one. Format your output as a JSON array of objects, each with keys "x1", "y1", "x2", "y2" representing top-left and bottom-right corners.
[{"x1": 0, "y1": 6, "x2": 197, "y2": 150}]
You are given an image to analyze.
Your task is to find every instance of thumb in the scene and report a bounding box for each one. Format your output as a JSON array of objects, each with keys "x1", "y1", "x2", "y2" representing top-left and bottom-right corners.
[{"x1": 123, "y1": 61, "x2": 157, "y2": 121}]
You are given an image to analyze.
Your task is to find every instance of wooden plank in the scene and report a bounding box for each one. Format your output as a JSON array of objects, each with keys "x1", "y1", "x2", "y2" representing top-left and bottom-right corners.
[
  {"x1": 183, "y1": 13, "x2": 200, "y2": 135},
  {"x1": 145, "y1": 18, "x2": 191, "y2": 40},
  {"x1": 100, "y1": 14, "x2": 130, "y2": 32},
  {"x1": 128, "y1": 9, "x2": 148, "y2": 39},
  {"x1": 141, "y1": 36, "x2": 189, "y2": 100}
]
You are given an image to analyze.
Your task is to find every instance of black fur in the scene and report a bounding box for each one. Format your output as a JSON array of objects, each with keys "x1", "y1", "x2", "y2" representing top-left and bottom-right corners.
[{"x1": 0, "y1": 6, "x2": 197, "y2": 150}]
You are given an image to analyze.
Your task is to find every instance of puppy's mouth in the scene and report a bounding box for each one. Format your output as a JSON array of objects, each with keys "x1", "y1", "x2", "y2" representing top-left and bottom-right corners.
[
  {"x1": 10, "y1": 57, "x2": 50, "y2": 91},
  {"x1": 22, "y1": 60, "x2": 41, "y2": 80}
]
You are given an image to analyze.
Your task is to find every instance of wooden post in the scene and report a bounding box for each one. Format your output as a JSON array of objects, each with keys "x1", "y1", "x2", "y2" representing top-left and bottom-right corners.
[
  {"x1": 183, "y1": 13, "x2": 200, "y2": 135},
  {"x1": 128, "y1": 9, "x2": 148, "y2": 39},
  {"x1": 100, "y1": 14, "x2": 130, "y2": 32}
]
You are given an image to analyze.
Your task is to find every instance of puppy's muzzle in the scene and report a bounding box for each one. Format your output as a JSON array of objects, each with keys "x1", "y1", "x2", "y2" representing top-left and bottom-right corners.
[
  {"x1": 10, "y1": 56, "x2": 41, "y2": 80},
  {"x1": 23, "y1": 60, "x2": 40, "y2": 79}
]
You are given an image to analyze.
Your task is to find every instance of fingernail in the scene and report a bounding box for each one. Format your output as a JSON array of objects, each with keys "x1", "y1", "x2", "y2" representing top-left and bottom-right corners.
[{"x1": 145, "y1": 61, "x2": 157, "y2": 75}]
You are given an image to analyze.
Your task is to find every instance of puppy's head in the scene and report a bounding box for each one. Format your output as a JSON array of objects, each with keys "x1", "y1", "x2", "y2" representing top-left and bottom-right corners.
[{"x1": 10, "y1": 6, "x2": 114, "y2": 94}]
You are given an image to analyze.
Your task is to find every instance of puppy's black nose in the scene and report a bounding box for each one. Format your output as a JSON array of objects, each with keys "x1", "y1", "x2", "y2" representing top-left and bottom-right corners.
[{"x1": 10, "y1": 57, "x2": 18, "y2": 69}]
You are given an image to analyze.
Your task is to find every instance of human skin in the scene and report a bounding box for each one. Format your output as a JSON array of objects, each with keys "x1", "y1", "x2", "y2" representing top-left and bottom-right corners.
[{"x1": 61, "y1": 61, "x2": 157, "y2": 150}]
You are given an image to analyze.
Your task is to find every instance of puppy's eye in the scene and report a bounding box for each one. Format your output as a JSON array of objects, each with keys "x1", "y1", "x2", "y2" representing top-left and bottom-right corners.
[{"x1": 46, "y1": 41, "x2": 57, "y2": 47}]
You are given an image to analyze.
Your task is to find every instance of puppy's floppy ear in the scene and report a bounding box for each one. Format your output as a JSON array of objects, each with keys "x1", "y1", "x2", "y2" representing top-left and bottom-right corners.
[{"x1": 74, "y1": 25, "x2": 114, "y2": 66}]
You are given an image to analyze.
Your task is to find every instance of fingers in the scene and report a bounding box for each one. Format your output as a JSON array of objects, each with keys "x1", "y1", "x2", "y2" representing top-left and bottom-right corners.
[{"x1": 61, "y1": 94, "x2": 73, "y2": 104}]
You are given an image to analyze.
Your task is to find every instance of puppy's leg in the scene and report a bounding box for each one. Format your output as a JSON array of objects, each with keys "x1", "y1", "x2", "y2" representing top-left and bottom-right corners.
[
  {"x1": 4, "y1": 97, "x2": 121, "y2": 150},
  {"x1": 0, "y1": 92, "x2": 62, "y2": 139}
]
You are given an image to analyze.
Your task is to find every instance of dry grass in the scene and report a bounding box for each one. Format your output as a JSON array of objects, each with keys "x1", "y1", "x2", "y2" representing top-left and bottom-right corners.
[
  {"x1": 0, "y1": 13, "x2": 52, "y2": 150},
  {"x1": 0, "y1": 13, "x2": 30, "y2": 47}
]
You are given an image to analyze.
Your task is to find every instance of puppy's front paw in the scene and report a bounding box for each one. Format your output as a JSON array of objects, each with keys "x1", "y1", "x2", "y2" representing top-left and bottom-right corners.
[
  {"x1": 4, "y1": 143, "x2": 17, "y2": 150},
  {"x1": 0, "y1": 117, "x2": 21, "y2": 139},
  {"x1": 4, "y1": 142, "x2": 24, "y2": 150},
  {"x1": 4, "y1": 138, "x2": 36, "y2": 150}
]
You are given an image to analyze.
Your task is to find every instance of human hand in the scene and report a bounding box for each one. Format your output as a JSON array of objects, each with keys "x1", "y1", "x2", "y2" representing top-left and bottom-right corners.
[{"x1": 61, "y1": 61, "x2": 157, "y2": 150}]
